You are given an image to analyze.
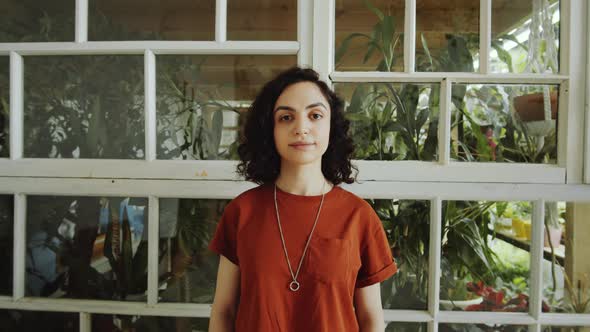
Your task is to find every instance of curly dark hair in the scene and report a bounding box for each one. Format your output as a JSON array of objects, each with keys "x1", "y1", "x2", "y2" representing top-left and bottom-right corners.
[{"x1": 237, "y1": 66, "x2": 357, "y2": 185}]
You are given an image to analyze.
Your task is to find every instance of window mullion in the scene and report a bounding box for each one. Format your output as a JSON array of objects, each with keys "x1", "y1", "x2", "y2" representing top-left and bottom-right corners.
[
  {"x1": 297, "y1": 0, "x2": 313, "y2": 67},
  {"x1": 428, "y1": 198, "x2": 442, "y2": 329},
  {"x1": 529, "y1": 200, "x2": 545, "y2": 321},
  {"x1": 9, "y1": 51, "x2": 23, "y2": 160},
  {"x1": 215, "y1": 0, "x2": 227, "y2": 42},
  {"x1": 145, "y1": 50, "x2": 156, "y2": 161},
  {"x1": 313, "y1": 0, "x2": 334, "y2": 84},
  {"x1": 586, "y1": 0, "x2": 590, "y2": 183},
  {"x1": 12, "y1": 194, "x2": 26, "y2": 300},
  {"x1": 404, "y1": 0, "x2": 416, "y2": 73},
  {"x1": 528, "y1": 323, "x2": 542, "y2": 332},
  {"x1": 147, "y1": 196, "x2": 159, "y2": 306},
  {"x1": 438, "y1": 79, "x2": 452, "y2": 165},
  {"x1": 479, "y1": 0, "x2": 491, "y2": 74},
  {"x1": 80, "y1": 312, "x2": 91, "y2": 332},
  {"x1": 75, "y1": 0, "x2": 88, "y2": 43}
]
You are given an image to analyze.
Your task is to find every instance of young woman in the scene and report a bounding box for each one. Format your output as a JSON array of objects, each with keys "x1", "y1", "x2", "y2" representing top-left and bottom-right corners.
[{"x1": 208, "y1": 67, "x2": 397, "y2": 332}]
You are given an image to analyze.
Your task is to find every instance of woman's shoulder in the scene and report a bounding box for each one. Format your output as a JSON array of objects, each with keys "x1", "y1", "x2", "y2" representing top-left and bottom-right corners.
[
  {"x1": 332, "y1": 185, "x2": 374, "y2": 212},
  {"x1": 229, "y1": 183, "x2": 269, "y2": 205}
]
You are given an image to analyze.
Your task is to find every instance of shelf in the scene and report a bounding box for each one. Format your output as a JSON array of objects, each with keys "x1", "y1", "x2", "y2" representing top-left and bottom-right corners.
[{"x1": 493, "y1": 228, "x2": 565, "y2": 266}]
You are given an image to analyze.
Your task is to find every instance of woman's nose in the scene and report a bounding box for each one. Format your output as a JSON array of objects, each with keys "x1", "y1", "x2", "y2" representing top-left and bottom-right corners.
[{"x1": 294, "y1": 118, "x2": 310, "y2": 136}]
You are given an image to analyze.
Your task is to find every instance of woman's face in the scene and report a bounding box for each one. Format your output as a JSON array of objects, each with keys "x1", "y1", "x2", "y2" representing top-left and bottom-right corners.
[{"x1": 273, "y1": 81, "x2": 331, "y2": 168}]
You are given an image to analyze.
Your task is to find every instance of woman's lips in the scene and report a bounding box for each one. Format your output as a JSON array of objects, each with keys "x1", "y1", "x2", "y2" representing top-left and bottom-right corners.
[{"x1": 289, "y1": 143, "x2": 316, "y2": 150}]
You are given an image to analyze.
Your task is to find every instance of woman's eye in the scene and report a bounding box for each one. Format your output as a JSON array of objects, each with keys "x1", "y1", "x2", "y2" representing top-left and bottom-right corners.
[
  {"x1": 279, "y1": 115, "x2": 291, "y2": 121},
  {"x1": 311, "y1": 113, "x2": 323, "y2": 120}
]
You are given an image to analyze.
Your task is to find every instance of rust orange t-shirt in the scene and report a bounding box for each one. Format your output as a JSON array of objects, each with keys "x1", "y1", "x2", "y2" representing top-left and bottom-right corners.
[{"x1": 208, "y1": 183, "x2": 398, "y2": 331}]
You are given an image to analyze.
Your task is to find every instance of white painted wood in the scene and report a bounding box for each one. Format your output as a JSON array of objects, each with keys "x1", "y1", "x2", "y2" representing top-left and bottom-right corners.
[
  {"x1": 528, "y1": 200, "x2": 545, "y2": 319},
  {"x1": 428, "y1": 198, "x2": 441, "y2": 318},
  {"x1": 215, "y1": 0, "x2": 227, "y2": 42},
  {"x1": 538, "y1": 313, "x2": 590, "y2": 326},
  {"x1": 586, "y1": 0, "x2": 590, "y2": 184},
  {"x1": 352, "y1": 161, "x2": 565, "y2": 183},
  {"x1": 0, "y1": 41, "x2": 299, "y2": 55},
  {"x1": 0, "y1": 159, "x2": 566, "y2": 184},
  {"x1": 79, "y1": 312, "x2": 91, "y2": 332},
  {"x1": 297, "y1": 0, "x2": 313, "y2": 67},
  {"x1": 562, "y1": 0, "x2": 585, "y2": 184},
  {"x1": 0, "y1": 296, "x2": 588, "y2": 325},
  {"x1": 560, "y1": 0, "x2": 571, "y2": 76},
  {"x1": 528, "y1": 324, "x2": 541, "y2": 332},
  {"x1": 383, "y1": 310, "x2": 432, "y2": 322},
  {"x1": 75, "y1": 0, "x2": 88, "y2": 43},
  {"x1": 427, "y1": 321, "x2": 437, "y2": 332},
  {"x1": 404, "y1": 0, "x2": 416, "y2": 73},
  {"x1": 0, "y1": 298, "x2": 212, "y2": 317},
  {"x1": 557, "y1": 81, "x2": 570, "y2": 171},
  {"x1": 345, "y1": 181, "x2": 590, "y2": 201},
  {"x1": 6, "y1": 179, "x2": 590, "y2": 202},
  {"x1": 438, "y1": 79, "x2": 452, "y2": 165},
  {"x1": 0, "y1": 159, "x2": 241, "y2": 180},
  {"x1": 479, "y1": 0, "x2": 491, "y2": 74},
  {"x1": 437, "y1": 311, "x2": 536, "y2": 325},
  {"x1": 9, "y1": 52, "x2": 23, "y2": 160},
  {"x1": 12, "y1": 194, "x2": 25, "y2": 300},
  {"x1": 145, "y1": 50, "x2": 156, "y2": 161},
  {"x1": 147, "y1": 196, "x2": 159, "y2": 306},
  {"x1": 330, "y1": 71, "x2": 568, "y2": 84},
  {"x1": 313, "y1": 0, "x2": 335, "y2": 83}
]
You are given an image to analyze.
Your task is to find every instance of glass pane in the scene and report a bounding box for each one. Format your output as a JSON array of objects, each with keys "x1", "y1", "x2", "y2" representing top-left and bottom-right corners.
[
  {"x1": 386, "y1": 322, "x2": 428, "y2": 332},
  {"x1": 368, "y1": 199, "x2": 430, "y2": 310},
  {"x1": 451, "y1": 84, "x2": 558, "y2": 163},
  {"x1": 416, "y1": 0, "x2": 479, "y2": 72},
  {"x1": 26, "y1": 196, "x2": 148, "y2": 301},
  {"x1": 156, "y1": 55, "x2": 297, "y2": 160},
  {"x1": 0, "y1": 195, "x2": 14, "y2": 295},
  {"x1": 543, "y1": 202, "x2": 590, "y2": 314},
  {"x1": 0, "y1": 0, "x2": 75, "y2": 42},
  {"x1": 491, "y1": 0, "x2": 560, "y2": 74},
  {"x1": 24, "y1": 56, "x2": 145, "y2": 159},
  {"x1": 441, "y1": 201, "x2": 531, "y2": 312},
  {"x1": 158, "y1": 198, "x2": 230, "y2": 303},
  {"x1": 92, "y1": 314, "x2": 209, "y2": 332},
  {"x1": 440, "y1": 324, "x2": 528, "y2": 332},
  {"x1": 0, "y1": 310, "x2": 78, "y2": 332},
  {"x1": 335, "y1": 0, "x2": 405, "y2": 72},
  {"x1": 335, "y1": 83, "x2": 439, "y2": 161},
  {"x1": 227, "y1": 0, "x2": 296, "y2": 41},
  {"x1": 0, "y1": 56, "x2": 8, "y2": 158},
  {"x1": 89, "y1": 0, "x2": 215, "y2": 41}
]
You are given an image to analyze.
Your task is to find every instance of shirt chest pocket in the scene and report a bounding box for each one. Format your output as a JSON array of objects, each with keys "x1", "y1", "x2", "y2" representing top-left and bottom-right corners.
[{"x1": 305, "y1": 236, "x2": 350, "y2": 284}]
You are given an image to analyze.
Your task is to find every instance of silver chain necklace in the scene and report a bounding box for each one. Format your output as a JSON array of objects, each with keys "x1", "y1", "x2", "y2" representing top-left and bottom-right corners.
[{"x1": 273, "y1": 180, "x2": 326, "y2": 292}]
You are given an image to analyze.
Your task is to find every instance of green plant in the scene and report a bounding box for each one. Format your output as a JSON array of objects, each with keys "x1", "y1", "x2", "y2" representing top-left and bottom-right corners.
[
  {"x1": 102, "y1": 199, "x2": 148, "y2": 300},
  {"x1": 336, "y1": 1, "x2": 493, "y2": 311},
  {"x1": 335, "y1": 0, "x2": 401, "y2": 72},
  {"x1": 158, "y1": 199, "x2": 229, "y2": 303},
  {"x1": 156, "y1": 56, "x2": 241, "y2": 160}
]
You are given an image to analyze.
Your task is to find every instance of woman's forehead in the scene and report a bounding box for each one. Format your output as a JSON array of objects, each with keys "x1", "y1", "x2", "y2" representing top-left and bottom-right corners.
[{"x1": 274, "y1": 82, "x2": 329, "y2": 109}]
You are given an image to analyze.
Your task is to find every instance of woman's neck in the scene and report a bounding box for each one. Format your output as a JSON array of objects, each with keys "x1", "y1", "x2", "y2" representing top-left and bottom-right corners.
[{"x1": 274, "y1": 162, "x2": 332, "y2": 196}]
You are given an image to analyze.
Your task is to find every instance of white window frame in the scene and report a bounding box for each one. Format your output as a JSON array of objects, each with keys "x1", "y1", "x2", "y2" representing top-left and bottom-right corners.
[{"x1": 0, "y1": 0, "x2": 588, "y2": 331}]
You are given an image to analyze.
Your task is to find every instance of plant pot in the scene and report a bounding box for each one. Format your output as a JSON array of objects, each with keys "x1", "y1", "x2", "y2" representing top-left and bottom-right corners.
[
  {"x1": 513, "y1": 92, "x2": 558, "y2": 122},
  {"x1": 440, "y1": 297, "x2": 483, "y2": 311}
]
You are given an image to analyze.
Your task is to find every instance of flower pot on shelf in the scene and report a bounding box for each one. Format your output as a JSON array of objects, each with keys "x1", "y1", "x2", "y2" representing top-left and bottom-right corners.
[
  {"x1": 513, "y1": 92, "x2": 558, "y2": 122},
  {"x1": 440, "y1": 297, "x2": 483, "y2": 311}
]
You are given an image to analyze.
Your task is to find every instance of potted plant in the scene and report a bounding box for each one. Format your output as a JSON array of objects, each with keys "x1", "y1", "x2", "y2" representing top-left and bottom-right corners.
[{"x1": 513, "y1": 91, "x2": 558, "y2": 122}]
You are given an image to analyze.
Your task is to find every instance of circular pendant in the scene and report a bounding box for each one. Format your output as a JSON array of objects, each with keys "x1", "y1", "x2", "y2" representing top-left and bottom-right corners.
[{"x1": 289, "y1": 280, "x2": 300, "y2": 291}]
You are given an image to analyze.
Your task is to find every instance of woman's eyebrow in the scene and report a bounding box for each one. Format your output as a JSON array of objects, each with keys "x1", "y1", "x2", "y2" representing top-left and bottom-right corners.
[{"x1": 274, "y1": 102, "x2": 328, "y2": 113}]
